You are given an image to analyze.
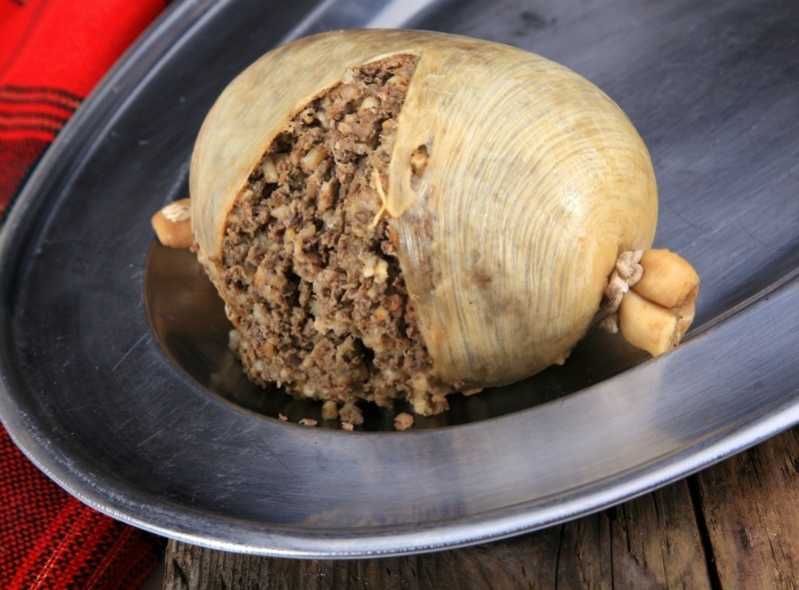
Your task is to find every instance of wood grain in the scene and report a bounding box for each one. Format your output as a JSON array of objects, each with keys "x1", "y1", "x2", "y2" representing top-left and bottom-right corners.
[
  {"x1": 609, "y1": 481, "x2": 711, "y2": 590},
  {"x1": 163, "y1": 479, "x2": 711, "y2": 590},
  {"x1": 694, "y1": 429, "x2": 799, "y2": 590}
]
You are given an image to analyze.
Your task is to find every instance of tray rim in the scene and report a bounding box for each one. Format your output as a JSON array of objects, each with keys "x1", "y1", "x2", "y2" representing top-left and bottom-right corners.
[{"x1": 1, "y1": 0, "x2": 799, "y2": 559}]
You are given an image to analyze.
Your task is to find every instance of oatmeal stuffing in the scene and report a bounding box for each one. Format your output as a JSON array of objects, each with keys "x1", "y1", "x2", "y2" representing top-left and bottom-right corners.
[{"x1": 218, "y1": 54, "x2": 451, "y2": 416}]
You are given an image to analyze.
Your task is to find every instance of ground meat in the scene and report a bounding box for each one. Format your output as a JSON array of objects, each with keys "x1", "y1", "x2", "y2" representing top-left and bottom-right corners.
[
  {"x1": 393, "y1": 412, "x2": 414, "y2": 431},
  {"x1": 218, "y1": 54, "x2": 451, "y2": 414}
]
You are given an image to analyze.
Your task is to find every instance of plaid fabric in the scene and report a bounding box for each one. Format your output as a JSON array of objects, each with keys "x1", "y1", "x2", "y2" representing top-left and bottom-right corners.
[{"x1": 1, "y1": 0, "x2": 167, "y2": 587}]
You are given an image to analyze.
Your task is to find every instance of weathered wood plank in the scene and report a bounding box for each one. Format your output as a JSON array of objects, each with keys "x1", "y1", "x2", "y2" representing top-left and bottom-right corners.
[
  {"x1": 554, "y1": 479, "x2": 712, "y2": 590},
  {"x1": 695, "y1": 428, "x2": 799, "y2": 590},
  {"x1": 555, "y1": 515, "x2": 612, "y2": 590},
  {"x1": 610, "y1": 480, "x2": 712, "y2": 589},
  {"x1": 163, "y1": 479, "x2": 711, "y2": 590}
]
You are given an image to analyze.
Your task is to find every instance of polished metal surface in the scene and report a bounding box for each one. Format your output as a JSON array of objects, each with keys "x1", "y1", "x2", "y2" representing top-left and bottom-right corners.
[{"x1": 1, "y1": 0, "x2": 799, "y2": 557}]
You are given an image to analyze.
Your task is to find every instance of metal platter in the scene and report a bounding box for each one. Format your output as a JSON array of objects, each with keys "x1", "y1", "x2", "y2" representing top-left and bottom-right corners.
[{"x1": 1, "y1": 0, "x2": 798, "y2": 558}]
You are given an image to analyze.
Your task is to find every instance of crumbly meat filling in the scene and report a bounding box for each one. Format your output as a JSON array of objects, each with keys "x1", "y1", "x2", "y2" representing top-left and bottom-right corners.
[{"x1": 219, "y1": 54, "x2": 450, "y2": 415}]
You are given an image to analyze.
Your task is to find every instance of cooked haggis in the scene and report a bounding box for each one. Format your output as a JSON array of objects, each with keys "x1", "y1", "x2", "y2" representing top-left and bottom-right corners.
[
  {"x1": 219, "y1": 55, "x2": 450, "y2": 415},
  {"x1": 182, "y1": 31, "x2": 700, "y2": 422}
]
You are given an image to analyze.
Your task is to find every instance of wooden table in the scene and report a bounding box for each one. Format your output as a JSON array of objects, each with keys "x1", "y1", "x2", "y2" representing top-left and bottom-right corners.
[{"x1": 163, "y1": 427, "x2": 799, "y2": 589}]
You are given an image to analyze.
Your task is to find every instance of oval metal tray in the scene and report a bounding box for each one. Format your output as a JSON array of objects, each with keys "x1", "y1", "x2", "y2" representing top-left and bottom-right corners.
[{"x1": 1, "y1": 0, "x2": 798, "y2": 558}]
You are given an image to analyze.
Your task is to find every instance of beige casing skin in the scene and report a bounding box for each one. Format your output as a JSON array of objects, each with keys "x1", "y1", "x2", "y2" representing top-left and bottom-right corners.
[{"x1": 190, "y1": 30, "x2": 658, "y2": 390}]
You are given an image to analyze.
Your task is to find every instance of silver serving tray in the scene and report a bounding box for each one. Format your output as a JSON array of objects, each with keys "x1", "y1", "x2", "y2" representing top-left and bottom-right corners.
[{"x1": 1, "y1": 0, "x2": 798, "y2": 558}]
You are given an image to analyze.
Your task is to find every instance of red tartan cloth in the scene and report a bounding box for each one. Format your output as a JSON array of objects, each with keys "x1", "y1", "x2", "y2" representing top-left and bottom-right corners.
[{"x1": 1, "y1": 0, "x2": 167, "y2": 588}]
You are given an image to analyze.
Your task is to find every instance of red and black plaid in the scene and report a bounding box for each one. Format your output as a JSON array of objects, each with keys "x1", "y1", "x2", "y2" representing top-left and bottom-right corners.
[{"x1": 1, "y1": 0, "x2": 167, "y2": 587}]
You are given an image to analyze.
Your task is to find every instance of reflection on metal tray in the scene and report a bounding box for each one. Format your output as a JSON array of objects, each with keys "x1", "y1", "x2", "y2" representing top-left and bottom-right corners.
[{"x1": 1, "y1": 0, "x2": 798, "y2": 558}]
